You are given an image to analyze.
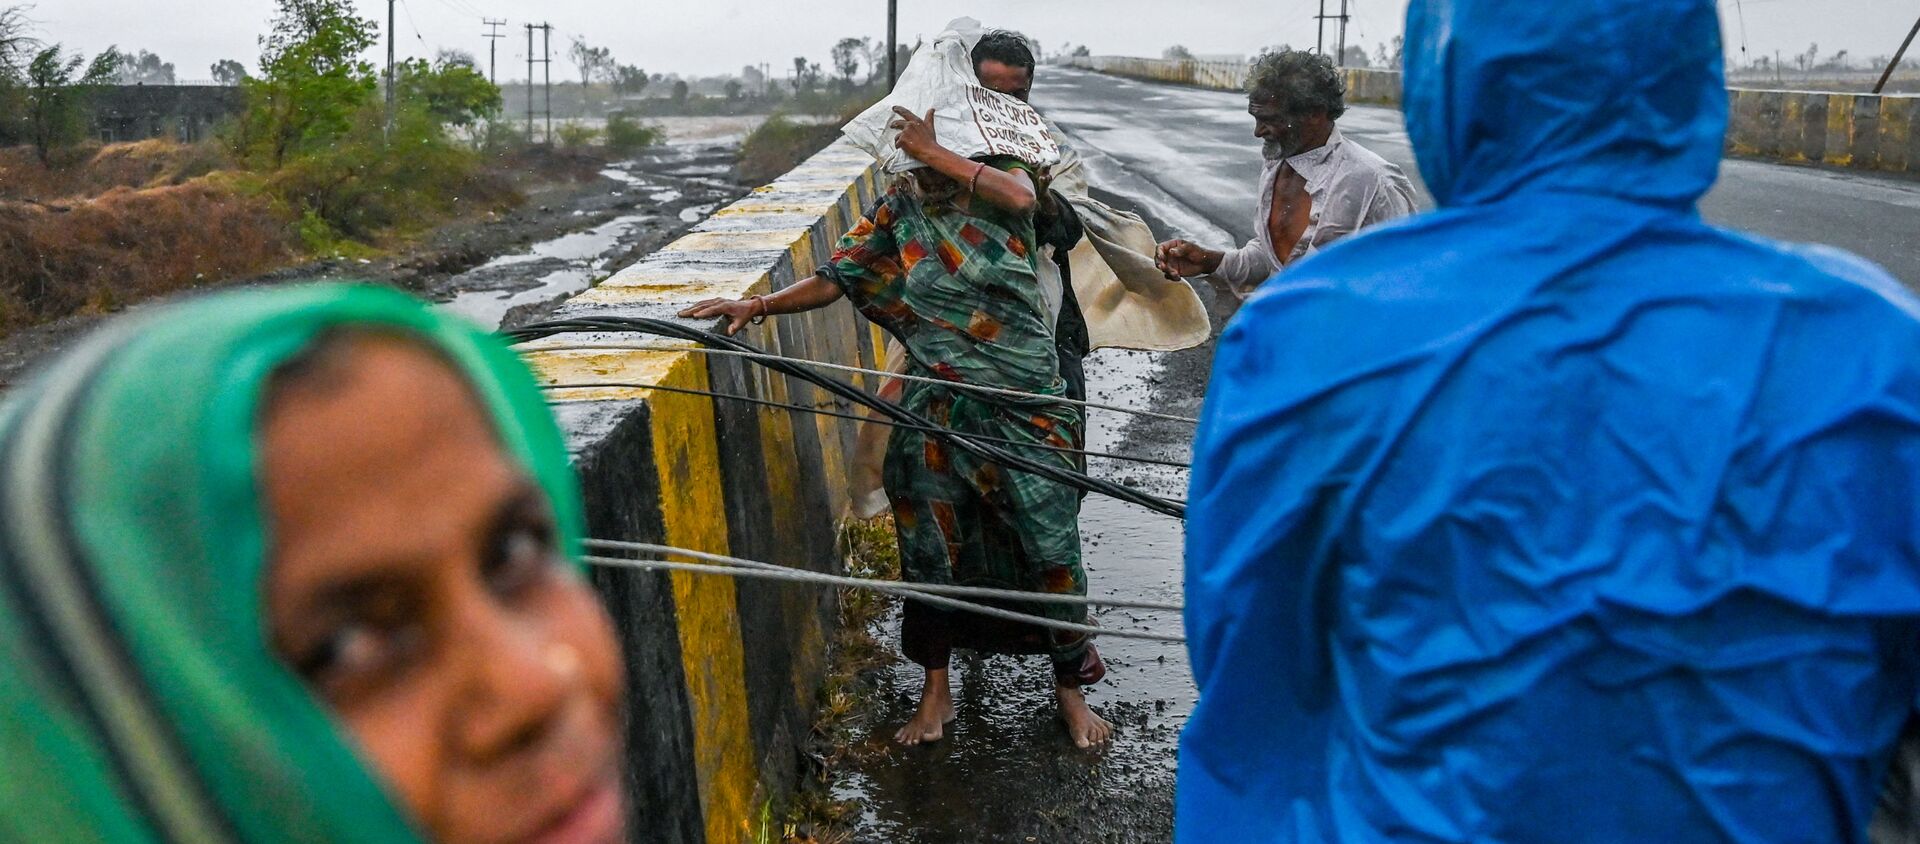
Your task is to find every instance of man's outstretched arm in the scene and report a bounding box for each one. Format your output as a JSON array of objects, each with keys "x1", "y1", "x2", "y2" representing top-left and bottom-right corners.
[{"x1": 1158, "y1": 238, "x2": 1270, "y2": 298}]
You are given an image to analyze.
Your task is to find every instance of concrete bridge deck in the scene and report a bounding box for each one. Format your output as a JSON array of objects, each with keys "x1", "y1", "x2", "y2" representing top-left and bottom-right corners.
[{"x1": 818, "y1": 64, "x2": 1920, "y2": 842}]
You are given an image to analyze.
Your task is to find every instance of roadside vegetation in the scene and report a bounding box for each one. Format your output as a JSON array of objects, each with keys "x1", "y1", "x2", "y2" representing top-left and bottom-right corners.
[
  {"x1": 737, "y1": 115, "x2": 850, "y2": 186},
  {"x1": 735, "y1": 47, "x2": 893, "y2": 186},
  {"x1": 0, "y1": 0, "x2": 661, "y2": 338}
]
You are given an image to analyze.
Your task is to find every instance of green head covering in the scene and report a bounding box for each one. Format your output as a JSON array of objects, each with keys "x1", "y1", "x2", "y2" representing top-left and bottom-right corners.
[{"x1": 0, "y1": 284, "x2": 583, "y2": 843}]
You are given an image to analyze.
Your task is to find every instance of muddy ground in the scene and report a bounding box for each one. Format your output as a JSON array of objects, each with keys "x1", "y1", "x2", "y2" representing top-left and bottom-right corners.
[{"x1": 0, "y1": 128, "x2": 758, "y2": 388}]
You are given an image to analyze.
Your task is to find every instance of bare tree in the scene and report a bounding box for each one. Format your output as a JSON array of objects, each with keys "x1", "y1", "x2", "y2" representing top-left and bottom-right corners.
[
  {"x1": 210, "y1": 58, "x2": 247, "y2": 84},
  {"x1": 831, "y1": 37, "x2": 866, "y2": 88},
  {"x1": 568, "y1": 36, "x2": 611, "y2": 86},
  {"x1": 1799, "y1": 42, "x2": 1819, "y2": 73},
  {"x1": 610, "y1": 63, "x2": 646, "y2": 95},
  {"x1": 112, "y1": 49, "x2": 174, "y2": 84},
  {"x1": 1164, "y1": 45, "x2": 1194, "y2": 60},
  {"x1": 791, "y1": 55, "x2": 822, "y2": 93},
  {"x1": 0, "y1": 4, "x2": 40, "y2": 80},
  {"x1": 865, "y1": 37, "x2": 891, "y2": 85},
  {"x1": 435, "y1": 48, "x2": 476, "y2": 69}
]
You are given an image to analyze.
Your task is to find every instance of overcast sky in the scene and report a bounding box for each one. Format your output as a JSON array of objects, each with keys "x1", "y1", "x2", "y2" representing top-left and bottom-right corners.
[{"x1": 33, "y1": 0, "x2": 1920, "y2": 82}]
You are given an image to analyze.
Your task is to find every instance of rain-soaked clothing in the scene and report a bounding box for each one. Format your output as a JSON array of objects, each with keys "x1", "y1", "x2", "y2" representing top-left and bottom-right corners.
[
  {"x1": 820, "y1": 158, "x2": 1102, "y2": 685},
  {"x1": 1179, "y1": 0, "x2": 1920, "y2": 841},
  {"x1": 1213, "y1": 127, "x2": 1416, "y2": 292}
]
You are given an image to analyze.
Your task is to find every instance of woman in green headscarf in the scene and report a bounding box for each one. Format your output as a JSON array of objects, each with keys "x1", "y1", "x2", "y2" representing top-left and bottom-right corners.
[{"x1": 0, "y1": 284, "x2": 627, "y2": 844}]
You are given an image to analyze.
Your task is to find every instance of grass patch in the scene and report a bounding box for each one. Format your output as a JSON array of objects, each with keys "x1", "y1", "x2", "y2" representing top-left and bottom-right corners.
[{"x1": 779, "y1": 515, "x2": 903, "y2": 844}]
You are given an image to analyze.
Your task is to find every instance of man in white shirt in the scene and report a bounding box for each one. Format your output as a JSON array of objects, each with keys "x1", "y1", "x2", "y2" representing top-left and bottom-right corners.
[{"x1": 1156, "y1": 49, "x2": 1417, "y2": 294}]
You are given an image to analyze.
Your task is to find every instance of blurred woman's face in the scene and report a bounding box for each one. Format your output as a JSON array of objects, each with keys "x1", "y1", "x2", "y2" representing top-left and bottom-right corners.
[{"x1": 259, "y1": 335, "x2": 625, "y2": 844}]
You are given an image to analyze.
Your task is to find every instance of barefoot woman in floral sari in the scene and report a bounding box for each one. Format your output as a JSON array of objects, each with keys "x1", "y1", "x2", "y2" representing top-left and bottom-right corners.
[{"x1": 682, "y1": 106, "x2": 1112, "y2": 749}]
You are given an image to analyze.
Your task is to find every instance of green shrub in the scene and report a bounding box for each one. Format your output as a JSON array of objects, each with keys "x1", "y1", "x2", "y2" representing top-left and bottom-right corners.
[
  {"x1": 266, "y1": 103, "x2": 509, "y2": 244},
  {"x1": 474, "y1": 118, "x2": 527, "y2": 155},
  {"x1": 736, "y1": 115, "x2": 843, "y2": 185},
  {"x1": 554, "y1": 121, "x2": 600, "y2": 150},
  {"x1": 604, "y1": 113, "x2": 663, "y2": 155}
]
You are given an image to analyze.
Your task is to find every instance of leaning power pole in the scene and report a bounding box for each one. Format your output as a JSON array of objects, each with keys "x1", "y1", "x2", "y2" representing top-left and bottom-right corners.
[
  {"x1": 887, "y1": 0, "x2": 899, "y2": 89},
  {"x1": 384, "y1": 0, "x2": 396, "y2": 137},
  {"x1": 483, "y1": 18, "x2": 507, "y2": 86},
  {"x1": 1874, "y1": 14, "x2": 1920, "y2": 95}
]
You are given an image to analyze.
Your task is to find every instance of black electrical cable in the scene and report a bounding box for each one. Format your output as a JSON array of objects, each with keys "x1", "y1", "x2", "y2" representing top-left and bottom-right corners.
[
  {"x1": 543, "y1": 379, "x2": 1195, "y2": 469},
  {"x1": 505, "y1": 316, "x2": 1188, "y2": 519}
]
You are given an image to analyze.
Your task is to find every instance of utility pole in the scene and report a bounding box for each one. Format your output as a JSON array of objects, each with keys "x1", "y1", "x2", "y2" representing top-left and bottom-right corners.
[
  {"x1": 483, "y1": 18, "x2": 507, "y2": 86},
  {"x1": 525, "y1": 23, "x2": 535, "y2": 142},
  {"x1": 384, "y1": 0, "x2": 396, "y2": 137},
  {"x1": 520, "y1": 22, "x2": 553, "y2": 143},
  {"x1": 1313, "y1": 0, "x2": 1359, "y2": 62},
  {"x1": 1336, "y1": 0, "x2": 1350, "y2": 67},
  {"x1": 887, "y1": 0, "x2": 899, "y2": 89},
  {"x1": 1316, "y1": 0, "x2": 1327, "y2": 55},
  {"x1": 541, "y1": 23, "x2": 553, "y2": 144},
  {"x1": 1874, "y1": 14, "x2": 1920, "y2": 95}
]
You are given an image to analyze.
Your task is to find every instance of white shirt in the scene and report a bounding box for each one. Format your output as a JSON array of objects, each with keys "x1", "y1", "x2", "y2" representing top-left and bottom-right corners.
[{"x1": 1214, "y1": 127, "x2": 1418, "y2": 290}]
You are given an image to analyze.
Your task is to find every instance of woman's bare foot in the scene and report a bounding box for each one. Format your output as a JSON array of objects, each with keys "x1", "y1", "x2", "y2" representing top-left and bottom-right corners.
[
  {"x1": 1056, "y1": 684, "x2": 1113, "y2": 748},
  {"x1": 894, "y1": 668, "x2": 955, "y2": 746}
]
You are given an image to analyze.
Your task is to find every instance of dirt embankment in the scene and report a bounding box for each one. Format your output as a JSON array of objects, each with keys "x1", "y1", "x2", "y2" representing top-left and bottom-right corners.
[
  {"x1": 0, "y1": 147, "x2": 617, "y2": 370},
  {"x1": 0, "y1": 139, "x2": 754, "y2": 388},
  {"x1": 0, "y1": 140, "x2": 607, "y2": 340},
  {"x1": 0, "y1": 178, "x2": 290, "y2": 329},
  {"x1": 0, "y1": 142, "x2": 290, "y2": 331}
]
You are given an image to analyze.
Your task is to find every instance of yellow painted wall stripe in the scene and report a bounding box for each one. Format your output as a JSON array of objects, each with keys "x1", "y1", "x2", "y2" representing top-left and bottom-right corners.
[
  {"x1": 650, "y1": 357, "x2": 759, "y2": 844},
  {"x1": 525, "y1": 139, "x2": 884, "y2": 842}
]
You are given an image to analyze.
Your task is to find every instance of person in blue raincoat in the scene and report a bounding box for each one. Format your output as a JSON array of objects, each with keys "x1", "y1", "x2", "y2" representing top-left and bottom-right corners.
[{"x1": 1179, "y1": 0, "x2": 1920, "y2": 840}]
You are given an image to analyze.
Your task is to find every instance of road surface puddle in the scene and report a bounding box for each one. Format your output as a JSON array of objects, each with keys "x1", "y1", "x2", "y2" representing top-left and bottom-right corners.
[{"x1": 836, "y1": 347, "x2": 1191, "y2": 843}]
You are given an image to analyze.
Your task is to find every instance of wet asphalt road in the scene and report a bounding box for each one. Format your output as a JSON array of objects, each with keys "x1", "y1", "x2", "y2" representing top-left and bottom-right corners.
[
  {"x1": 1039, "y1": 66, "x2": 1920, "y2": 285},
  {"x1": 837, "y1": 67, "x2": 1920, "y2": 842}
]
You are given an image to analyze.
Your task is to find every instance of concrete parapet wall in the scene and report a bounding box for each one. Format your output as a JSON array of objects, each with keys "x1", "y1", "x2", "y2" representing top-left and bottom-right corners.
[
  {"x1": 1726, "y1": 88, "x2": 1920, "y2": 175},
  {"x1": 517, "y1": 139, "x2": 886, "y2": 843},
  {"x1": 1067, "y1": 55, "x2": 1920, "y2": 177},
  {"x1": 1064, "y1": 55, "x2": 1399, "y2": 105}
]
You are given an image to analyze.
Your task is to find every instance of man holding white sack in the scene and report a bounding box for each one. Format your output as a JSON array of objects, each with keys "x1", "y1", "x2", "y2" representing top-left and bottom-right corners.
[{"x1": 681, "y1": 21, "x2": 1118, "y2": 749}]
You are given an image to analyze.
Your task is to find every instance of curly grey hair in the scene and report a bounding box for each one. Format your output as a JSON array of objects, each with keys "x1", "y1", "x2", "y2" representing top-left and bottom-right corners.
[{"x1": 1247, "y1": 49, "x2": 1346, "y2": 120}]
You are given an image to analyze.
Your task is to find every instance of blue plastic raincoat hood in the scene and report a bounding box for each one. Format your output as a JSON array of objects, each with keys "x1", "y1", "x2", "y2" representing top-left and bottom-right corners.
[
  {"x1": 1403, "y1": 0, "x2": 1727, "y2": 209},
  {"x1": 1176, "y1": 0, "x2": 1920, "y2": 840}
]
